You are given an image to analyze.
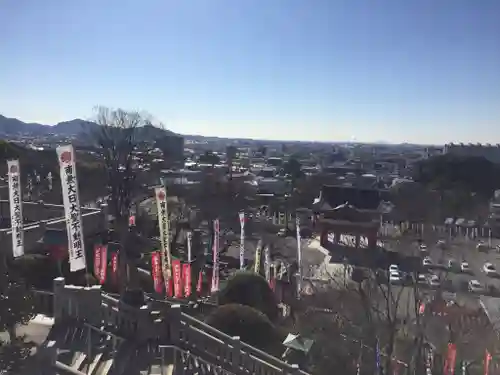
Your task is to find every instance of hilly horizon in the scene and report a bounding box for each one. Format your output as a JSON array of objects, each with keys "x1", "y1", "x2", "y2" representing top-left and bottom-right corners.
[{"x1": 0, "y1": 114, "x2": 178, "y2": 138}]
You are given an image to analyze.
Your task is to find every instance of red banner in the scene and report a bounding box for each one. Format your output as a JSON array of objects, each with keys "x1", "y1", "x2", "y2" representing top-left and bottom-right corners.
[
  {"x1": 270, "y1": 277, "x2": 276, "y2": 292},
  {"x1": 100, "y1": 245, "x2": 107, "y2": 284},
  {"x1": 172, "y1": 259, "x2": 183, "y2": 298},
  {"x1": 151, "y1": 252, "x2": 163, "y2": 293},
  {"x1": 111, "y1": 252, "x2": 119, "y2": 284},
  {"x1": 197, "y1": 270, "x2": 203, "y2": 294},
  {"x1": 165, "y1": 276, "x2": 173, "y2": 297},
  {"x1": 129, "y1": 215, "x2": 136, "y2": 227},
  {"x1": 485, "y1": 349, "x2": 492, "y2": 375},
  {"x1": 183, "y1": 263, "x2": 191, "y2": 297},
  {"x1": 94, "y1": 245, "x2": 102, "y2": 280},
  {"x1": 443, "y1": 343, "x2": 457, "y2": 375}
]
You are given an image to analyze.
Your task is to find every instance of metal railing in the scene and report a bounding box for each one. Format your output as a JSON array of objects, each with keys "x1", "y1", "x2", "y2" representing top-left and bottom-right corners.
[{"x1": 34, "y1": 278, "x2": 309, "y2": 375}]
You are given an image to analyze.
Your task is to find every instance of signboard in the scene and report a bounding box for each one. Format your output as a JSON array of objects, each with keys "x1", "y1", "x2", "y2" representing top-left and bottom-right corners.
[
  {"x1": 296, "y1": 216, "x2": 302, "y2": 297},
  {"x1": 239, "y1": 212, "x2": 245, "y2": 269},
  {"x1": 254, "y1": 240, "x2": 263, "y2": 274},
  {"x1": 155, "y1": 187, "x2": 172, "y2": 282},
  {"x1": 7, "y1": 160, "x2": 24, "y2": 257},
  {"x1": 57, "y1": 145, "x2": 86, "y2": 272}
]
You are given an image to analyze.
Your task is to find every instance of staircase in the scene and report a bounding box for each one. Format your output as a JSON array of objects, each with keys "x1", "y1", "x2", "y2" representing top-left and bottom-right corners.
[{"x1": 33, "y1": 277, "x2": 308, "y2": 375}]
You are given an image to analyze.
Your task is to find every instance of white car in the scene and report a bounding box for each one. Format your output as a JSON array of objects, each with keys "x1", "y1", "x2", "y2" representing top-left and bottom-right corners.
[
  {"x1": 447, "y1": 259, "x2": 456, "y2": 269},
  {"x1": 428, "y1": 275, "x2": 440, "y2": 288},
  {"x1": 389, "y1": 271, "x2": 401, "y2": 284},
  {"x1": 460, "y1": 261, "x2": 470, "y2": 273},
  {"x1": 389, "y1": 264, "x2": 399, "y2": 273},
  {"x1": 483, "y1": 263, "x2": 497, "y2": 276},
  {"x1": 419, "y1": 244, "x2": 428, "y2": 252},
  {"x1": 468, "y1": 280, "x2": 482, "y2": 293},
  {"x1": 417, "y1": 274, "x2": 428, "y2": 285},
  {"x1": 423, "y1": 257, "x2": 432, "y2": 267}
]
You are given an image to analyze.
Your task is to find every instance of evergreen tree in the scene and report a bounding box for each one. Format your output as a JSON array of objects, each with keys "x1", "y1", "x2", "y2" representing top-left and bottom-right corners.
[{"x1": 0, "y1": 255, "x2": 35, "y2": 373}]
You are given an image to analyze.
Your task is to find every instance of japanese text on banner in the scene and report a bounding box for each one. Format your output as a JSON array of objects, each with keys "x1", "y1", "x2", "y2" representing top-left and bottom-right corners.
[{"x1": 57, "y1": 145, "x2": 86, "y2": 272}]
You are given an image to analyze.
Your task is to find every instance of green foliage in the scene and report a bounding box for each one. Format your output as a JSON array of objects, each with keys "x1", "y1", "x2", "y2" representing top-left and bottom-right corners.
[
  {"x1": 218, "y1": 271, "x2": 279, "y2": 322},
  {"x1": 413, "y1": 154, "x2": 500, "y2": 199},
  {"x1": 206, "y1": 304, "x2": 284, "y2": 353},
  {"x1": 0, "y1": 255, "x2": 35, "y2": 373}
]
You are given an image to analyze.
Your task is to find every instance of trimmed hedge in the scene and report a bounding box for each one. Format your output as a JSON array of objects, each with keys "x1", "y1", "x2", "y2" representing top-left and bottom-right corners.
[
  {"x1": 206, "y1": 303, "x2": 284, "y2": 353},
  {"x1": 218, "y1": 271, "x2": 279, "y2": 322}
]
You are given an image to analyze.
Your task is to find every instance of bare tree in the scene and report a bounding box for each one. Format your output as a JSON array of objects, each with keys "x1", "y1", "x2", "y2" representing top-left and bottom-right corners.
[{"x1": 91, "y1": 106, "x2": 150, "y2": 292}]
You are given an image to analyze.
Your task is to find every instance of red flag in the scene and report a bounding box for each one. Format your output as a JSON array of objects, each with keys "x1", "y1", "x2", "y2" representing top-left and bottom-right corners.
[
  {"x1": 151, "y1": 252, "x2": 163, "y2": 293},
  {"x1": 443, "y1": 343, "x2": 457, "y2": 375},
  {"x1": 485, "y1": 349, "x2": 492, "y2": 375},
  {"x1": 165, "y1": 276, "x2": 173, "y2": 297},
  {"x1": 196, "y1": 270, "x2": 203, "y2": 294},
  {"x1": 100, "y1": 245, "x2": 108, "y2": 284},
  {"x1": 129, "y1": 215, "x2": 136, "y2": 227},
  {"x1": 270, "y1": 277, "x2": 276, "y2": 292},
  {"x1": 172, "y1": 259, "x2": 183, "y2": 298},
  {"x1": 94, "y1": 245, "x2": 102, "y2": 280},
  {"x1": 183, "y1": 263, "x2": 191, "y2": 297},
  {"x1": 419, "y1": 302, "x2": 425, "y2": 315},
  {"x1": 111, "y1": 252, "x2": 119, "y2": 284}
]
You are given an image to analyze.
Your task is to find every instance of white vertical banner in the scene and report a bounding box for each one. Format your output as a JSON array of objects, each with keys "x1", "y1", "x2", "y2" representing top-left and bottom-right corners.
[
  {"x1": 296, "y1": 216, "x2": 302, "y2": 297},
  {"x1": 254, "y1": 239, "x2": 263, "y2": 274},
  {"x1": 56, "y1": 145, "x2": 86, "y2": 272},
  {"x1": 211, "y1": 219, "x2": 220, "y2": 293},
  {"x1": 264, "y1": 246, "x2": 271, "y2": 282},
  {"x1": 187, "y1": 230, "x2": 192, "y2": 263},
  {"x1": 239, "y1": 212, "x2": 245, "y2": 270},
  {"x1": 155, "y1": 187, "x2": 172, "y2": 281},
  {"x1": 7, "y1": 160, "x2": 24, "y2": 257}
]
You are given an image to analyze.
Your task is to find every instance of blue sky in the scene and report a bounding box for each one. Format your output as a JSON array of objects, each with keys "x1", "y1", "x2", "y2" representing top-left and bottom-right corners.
[{"x1": 1, "y1": 0, "x2": 500, "y2": 144}]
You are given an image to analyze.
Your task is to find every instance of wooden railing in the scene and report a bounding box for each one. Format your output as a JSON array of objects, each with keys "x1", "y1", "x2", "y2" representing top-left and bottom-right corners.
[{"x1": 33, "y1": 278, "x2": 309, "y2": 375}]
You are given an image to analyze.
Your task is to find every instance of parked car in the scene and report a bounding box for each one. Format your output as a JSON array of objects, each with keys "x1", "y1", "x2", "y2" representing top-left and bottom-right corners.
[
  {"x1": 419, "y1": 244, "x2": 428, "y2": 253},
  {"x1": 389, "y1": 271, "x2": 401, "y2": 284},
  {"x1": 428, "y1": 275, "x2": 440, "y2": 288},
  {"x1": 417, "y1": 274, "x2": 428, "y2": 285},
  {"x1": 460, "y1": 261, "x2": 471, "y2": 273},
  {"x1": 423, "y1": 257, "x2": 432, "y2": 267},
  {"x1": 437, "y1": 240, "x2": 446, "y2": 249},
  {"x1": 389, "y1": 264, "x2": 399, "y2": 273},
  {"x1": 468, "y1": 280, "x2": 482, "y2": 293},
  {"x1": 447, "y1": 259, "x2": 457, "y2": 270},
  {"x1": 483, "y1": 263, "x2": 497, "y2": 276}
]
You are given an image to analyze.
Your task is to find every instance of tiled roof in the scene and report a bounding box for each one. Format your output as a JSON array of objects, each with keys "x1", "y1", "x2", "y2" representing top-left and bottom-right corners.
[{"x1": 320, "y1": 185, "x2": 384, "y2": 211}]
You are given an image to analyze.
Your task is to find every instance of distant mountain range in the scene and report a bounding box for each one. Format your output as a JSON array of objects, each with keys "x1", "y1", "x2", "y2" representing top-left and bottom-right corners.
[{"x1": 0, "y1": 114, "x2": 178, "y2": 139}]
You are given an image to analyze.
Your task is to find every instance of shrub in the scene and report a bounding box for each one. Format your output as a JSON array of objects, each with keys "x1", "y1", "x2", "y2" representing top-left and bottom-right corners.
[
  {"x1": 206, "y1": 304, "x2": 284, "y2": 353},
  {"x1": 218, "y1": 271, "x2": 279, "y2": 322}
]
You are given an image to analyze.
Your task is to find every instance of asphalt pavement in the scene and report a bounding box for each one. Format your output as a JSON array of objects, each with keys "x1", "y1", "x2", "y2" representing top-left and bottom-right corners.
[{"x1": 385, "y1": 234, "x2": 500, "y2": 303}]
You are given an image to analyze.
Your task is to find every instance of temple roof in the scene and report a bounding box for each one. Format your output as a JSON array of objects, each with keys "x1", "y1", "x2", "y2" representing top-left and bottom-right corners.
[{"x1": 316, "y1": 185, "x2": 386, "y2": 211}]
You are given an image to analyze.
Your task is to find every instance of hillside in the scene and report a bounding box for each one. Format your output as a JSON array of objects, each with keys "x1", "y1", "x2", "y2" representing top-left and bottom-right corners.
[{"x1": 0, "y1": 114, "x2": 178, "y2": 139}]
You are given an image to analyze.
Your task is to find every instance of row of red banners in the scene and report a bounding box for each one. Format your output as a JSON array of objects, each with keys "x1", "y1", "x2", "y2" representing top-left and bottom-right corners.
[
  {"x1": 93, "y1": 245, "x2": 119, "y2": 285},
  {"x1": 151, "y1": 252, "x2": 202, "y2": 298}
]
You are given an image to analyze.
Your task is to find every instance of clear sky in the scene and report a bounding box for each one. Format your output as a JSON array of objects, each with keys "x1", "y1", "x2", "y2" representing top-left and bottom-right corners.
[{"x1": 1, "y1": 0, "x2": 500, "y2": 144}]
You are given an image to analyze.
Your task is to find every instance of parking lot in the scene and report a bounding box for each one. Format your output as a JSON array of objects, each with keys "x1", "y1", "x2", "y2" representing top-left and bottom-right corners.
[{"x1": 386, "y1": 234, "x2": 500, "y2": 298}]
